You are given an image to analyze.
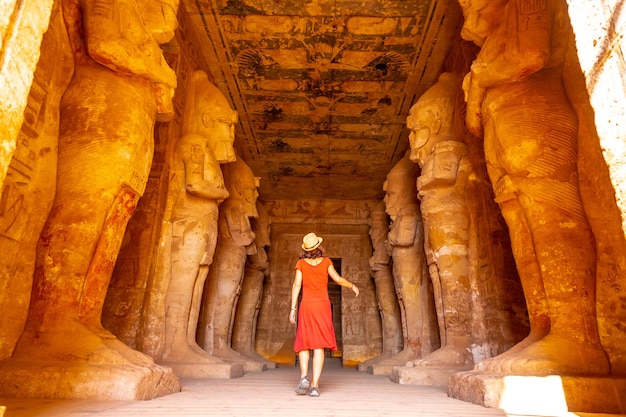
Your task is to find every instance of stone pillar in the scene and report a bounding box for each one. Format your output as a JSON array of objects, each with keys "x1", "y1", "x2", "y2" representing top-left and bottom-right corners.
[
  {"x1": 357, "y1": 201, "x2": 403, "y2": 371},
  {"x1": 198, "y1": 157, "x2": 264, "y2": 372},
  {"x1": 155, "y1": 69, "x2": 243, "y2": 379},
  {"x1": 0, "y1": 0, "x2": 181, "y2": 400},
  {"x1": 368, "y1": 153, "x2": 439, "y2": 375},
  {"x1": 232, "y1": 201, "x2": 277, "y2": 368}
]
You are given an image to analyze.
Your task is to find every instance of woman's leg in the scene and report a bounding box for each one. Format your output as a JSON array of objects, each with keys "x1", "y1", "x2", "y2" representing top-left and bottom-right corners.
[
  {"x1": 298, "y1": 350, "x2": 310, "y2": 379},
  {"x1": 311, "y1": 348, "x2": 325, "y2": 387}
]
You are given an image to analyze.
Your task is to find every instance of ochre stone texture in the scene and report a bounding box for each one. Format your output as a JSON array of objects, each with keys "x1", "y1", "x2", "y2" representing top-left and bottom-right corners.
[
  {"x1": 357, "y1": 200, "x2": 403, "y2": 372},
  {"x1": 0, "y1": 0, "x2": 54, "y2": 190},
  {"x1": 0, "y1": 0, "x2": 624, "y2": 412},
  {"x1": 0, "y1": 0, "x2": 181, "y2": 399}
]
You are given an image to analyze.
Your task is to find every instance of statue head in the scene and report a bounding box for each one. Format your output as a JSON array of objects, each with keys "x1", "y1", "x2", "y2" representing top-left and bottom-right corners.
[
  {"x1": 383, "y1": 152, "x2": 418, "y2": 219},
  {"x1": 183, "y1": 70, "x2": 237, "y2": 164},
  {"x1": 223, "y1": 157, "x2": 260, "y2": 218},
  {"x1": 406, "y1": 72, "x2": 457, "y2": 166},
  {"x1": 369, "y1": 200, "x2": 389, "y2": 244},
  {"x1": 458, "y1": 0, "x2": 508, "y2": 46}
]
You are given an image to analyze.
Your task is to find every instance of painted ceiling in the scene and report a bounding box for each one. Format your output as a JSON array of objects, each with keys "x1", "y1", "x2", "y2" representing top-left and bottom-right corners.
[{"x1": 180, "y1": 0, "x2": 463, "y2": 200}]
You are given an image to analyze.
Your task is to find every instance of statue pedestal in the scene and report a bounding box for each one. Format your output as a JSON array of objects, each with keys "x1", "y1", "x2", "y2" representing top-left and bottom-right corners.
[
  {"x1": 448, "y1": 370, "x2": 626, "y2": 415},
  {"x1": 367, "y1": 364, "x2": 398, "y2": 376},
  {"x1": 391, "y1": 365, "x2": 471, "y2": 387},
  {"x1": 161, "y1": 361, "x2": 244, "y2": 379},
  {"x1": 0, "y1": 360, "x2": 180, "y2": 400}
]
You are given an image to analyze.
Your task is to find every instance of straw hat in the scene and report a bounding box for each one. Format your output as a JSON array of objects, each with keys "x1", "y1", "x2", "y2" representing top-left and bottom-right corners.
[{"x1": 302, "y1": 232, "x2": 323, "y2": 251}]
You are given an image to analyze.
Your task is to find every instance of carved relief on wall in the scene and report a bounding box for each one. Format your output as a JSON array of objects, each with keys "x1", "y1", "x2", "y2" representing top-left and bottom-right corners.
[{"x1": 0, "y1": 1, "x2": 72, "y2": 360}]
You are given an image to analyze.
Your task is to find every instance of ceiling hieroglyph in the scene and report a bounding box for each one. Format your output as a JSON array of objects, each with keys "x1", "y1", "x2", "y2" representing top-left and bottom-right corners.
[{"x1": 180, "y1": 0, "x2": 462, "y2": 200}]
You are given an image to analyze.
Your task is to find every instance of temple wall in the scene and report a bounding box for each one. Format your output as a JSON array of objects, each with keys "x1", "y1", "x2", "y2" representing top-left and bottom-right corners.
[
  {"x1": 0, "y1": 1, "x2": 71, "y2": 360},
  {"x1": 0, "y1": 0, "x2": 54, "y2": 189}
]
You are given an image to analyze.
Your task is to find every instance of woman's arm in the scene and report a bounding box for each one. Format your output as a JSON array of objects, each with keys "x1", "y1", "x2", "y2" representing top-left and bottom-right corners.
[
  {"x1": 328, "y1": 264, "x2": 360, "y2": 297},
  {"x1": 289, "y1": 269, "x2": 303, "y2": 324}
]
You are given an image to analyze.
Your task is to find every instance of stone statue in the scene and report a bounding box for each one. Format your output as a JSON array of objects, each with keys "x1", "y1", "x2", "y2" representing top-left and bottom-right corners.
[
  {"x1": 160, "y1": 70, "x2": 237, "y2": 372},
  {"x1": 199, "y1": 157, "x2": 262, "y2": 371},
  {"x1": 406, "y1": 72, "x2": 473, "y2": 368},
  {"x1": 358, "y1": 201, "x2": 403, "y2": 371},
  {"x1": 459, "y1": 0, "x2": 609, "y2": 375},
  {"x1": 373, "y1": 153, "x2": 436, "y2": 370},
  {"x1": 8, "y1": 0, "x2": 180, "y2": 398},
  {"x1": 231, "y1": 201, "x2": 276, "y2": 368}
]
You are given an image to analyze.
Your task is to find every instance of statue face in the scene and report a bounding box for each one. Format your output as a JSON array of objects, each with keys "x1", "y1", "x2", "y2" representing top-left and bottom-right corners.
[
  {"x1": 407, "y1": 104, "x2": 431, "y2": 164},
  {"x1": 242, "y1": 184, "x2": 259, "y2": 218},
  {"x1": 383, "y1": 181, "x2": 400, "y2": 219},
  {"x1": 203, "y1": 111, "x2": 238, "y2": 164}
]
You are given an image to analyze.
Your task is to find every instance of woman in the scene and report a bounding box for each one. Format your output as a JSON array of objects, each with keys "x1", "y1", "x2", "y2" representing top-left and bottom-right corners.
[{"x1": 288, "y1": 233, "x2": 360, "y2": 397}]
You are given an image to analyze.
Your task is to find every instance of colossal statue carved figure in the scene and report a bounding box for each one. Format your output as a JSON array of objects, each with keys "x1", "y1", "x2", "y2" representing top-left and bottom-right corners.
[
  {"x1": 6, "y1": 0, "x2": 181, "y2": 398},
  {"x1": 459, "y1": 0, "x2": 609, "y2": 375},
  {"x1": 375, "y1": 153, "x2": 435, "y2": 368},
  {"x1": 358, "y1": 201, "x2": 403, "y2": 371},
  {"x1": 199, "y1": 157, "x2": 262, "y2": 371},
  {"x1": 160, "y1": 70, "x2": 237, "y2": 372},
  {"x1": 232, "y1": 201, "x2": 276, "y2": 368},
  {"x1": 406, "y1": 72, "x2": 473, "y2": 369}
]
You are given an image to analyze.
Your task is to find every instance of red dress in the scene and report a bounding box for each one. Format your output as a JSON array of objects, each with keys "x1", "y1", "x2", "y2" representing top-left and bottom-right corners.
[{"x1": 293, "y1": 257, "x2": 337, "y2": 352}]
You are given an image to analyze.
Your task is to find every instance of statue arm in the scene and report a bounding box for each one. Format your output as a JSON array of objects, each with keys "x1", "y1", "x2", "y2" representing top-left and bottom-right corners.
[
  {"x1": 388, "y1": 207, "x2": 419, "y2": 247},
  {"x1": 225, "y1": 205, "x2": 255, "y2": 246},
  {"x1": 463, "y1": 0, "x2": 551, "y2": 136},
  {"x1": 80, "y1": 0, "x2": 177, "y2": 88},
  {"x1": 180, "y1": 135, "x2": 229, "y2": 202}
]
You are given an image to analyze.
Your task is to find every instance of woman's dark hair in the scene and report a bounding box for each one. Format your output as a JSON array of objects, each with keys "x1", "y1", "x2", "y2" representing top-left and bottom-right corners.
[{"x1": 300, "y1": 246, "x2": 325, "y2": 259}]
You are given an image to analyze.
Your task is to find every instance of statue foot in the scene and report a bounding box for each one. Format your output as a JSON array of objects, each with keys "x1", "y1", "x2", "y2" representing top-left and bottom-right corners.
[
  {"x1": 376, "y1": 345, "x2": 420, "y2": 366},
  {"x1": 234, "y1": 348, "x2": 272, "y2": 363},
  {"x1": 488, "y1": 334, "x2": 609, "y2": 376},
  {"x1": 213, "y1": 346, "x2": 250, "y2": 362},
  {"x1": 474, "y1": 333, "x2": 543, "y2": 372},
  {"x1": 414, "y1": 345, "x2": 472, "y2": 368},
  {"x1": 15, "y1": 321, "x2": 142, "y2": 366},
  {"x1": 83, "y1": 323, "x2": 156, "y2": 366},
  {"x1": 162, "y1": 343, "x2": 226, "y2": 364}
]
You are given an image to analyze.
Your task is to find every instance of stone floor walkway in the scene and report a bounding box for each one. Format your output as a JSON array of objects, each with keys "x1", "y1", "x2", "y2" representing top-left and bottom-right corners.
[{"x1": 0, "y1": 359, "x2": 594, "y2": 417}]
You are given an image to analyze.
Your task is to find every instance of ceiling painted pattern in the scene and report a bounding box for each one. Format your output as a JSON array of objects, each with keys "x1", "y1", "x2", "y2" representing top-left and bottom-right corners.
[{"x1": 181, "y1": 0, "x2": 462, "y2": 200}]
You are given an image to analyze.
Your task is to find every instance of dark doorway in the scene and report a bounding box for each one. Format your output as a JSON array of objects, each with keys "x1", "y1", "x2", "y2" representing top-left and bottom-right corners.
[{"x1": 328, "y1": 258, "x2": 342, "y2": 358}]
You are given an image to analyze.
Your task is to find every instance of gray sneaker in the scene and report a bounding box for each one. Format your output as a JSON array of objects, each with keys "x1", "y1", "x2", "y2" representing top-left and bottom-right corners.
[
  {"x1": 295, "y1": 376, "x2": 310, "y2": 395},
  {"x1": 309, "y1": 387, "x2": 320, "y2": 397}
]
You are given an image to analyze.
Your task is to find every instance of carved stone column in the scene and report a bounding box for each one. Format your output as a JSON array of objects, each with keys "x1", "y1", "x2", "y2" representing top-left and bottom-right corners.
[
  {"x1": 198, "y1": 157, "x2": 264, "y2": 372},
  {"x1": 232, "y1": 201, "x2": 277, "y2": 369}
]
